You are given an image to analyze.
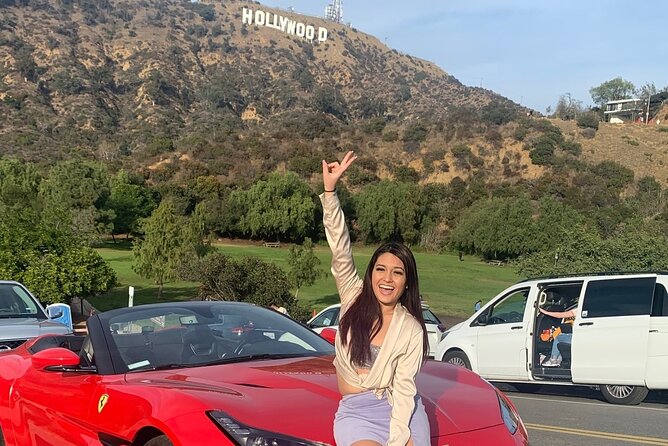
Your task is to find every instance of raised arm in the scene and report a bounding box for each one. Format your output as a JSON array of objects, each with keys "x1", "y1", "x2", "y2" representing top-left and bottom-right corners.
[
  {"x1": 319, "y1": 151, "x2": 361, "y2": 309},
  {"x1": 539, "y1": 308, "x2": 576, "y2": 319}
]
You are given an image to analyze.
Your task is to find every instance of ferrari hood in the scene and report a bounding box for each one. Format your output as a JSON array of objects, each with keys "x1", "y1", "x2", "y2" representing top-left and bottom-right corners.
[
  {"x1": 125, "y1": 356, "x2": 504, "y2": 440},
  {"x1": 0, "y1": 319, "x2": 71, "y2": 341}
]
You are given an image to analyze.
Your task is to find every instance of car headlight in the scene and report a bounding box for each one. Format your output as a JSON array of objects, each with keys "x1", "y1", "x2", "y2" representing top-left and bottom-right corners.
[
  {"x1": 496, "y1": 392, "x2": 519, "y2": 435},
  {"x1": 208, "y1": 411, "x2": 330, "y2": 446}
]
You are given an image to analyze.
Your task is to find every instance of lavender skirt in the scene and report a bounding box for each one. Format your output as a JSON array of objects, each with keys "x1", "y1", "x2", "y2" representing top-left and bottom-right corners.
[{"x1": 334, "y1": 391, "x2": 430, "y2": 446}]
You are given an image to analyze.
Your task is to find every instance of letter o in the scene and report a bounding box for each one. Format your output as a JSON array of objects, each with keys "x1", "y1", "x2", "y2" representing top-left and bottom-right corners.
[
  {"x1": 306, "y1": 26, "x2": 315, "y2": 41},
  {"x1": 255, "y1": 10, "x2": 265, "y2": 26},
  {"x1": 296, "y1": 22, "x2": 306, "y2": 37}
]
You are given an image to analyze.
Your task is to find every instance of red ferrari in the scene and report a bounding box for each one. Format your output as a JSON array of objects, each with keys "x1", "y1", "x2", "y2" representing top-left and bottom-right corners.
[{"x1": 0, "y1": 301, "x2": 529, "y2": 445}]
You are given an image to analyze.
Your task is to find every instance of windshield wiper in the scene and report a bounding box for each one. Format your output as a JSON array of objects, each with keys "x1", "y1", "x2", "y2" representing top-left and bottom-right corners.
[
  {"x1": 197, "y1": 353, "x2": 306, "y2": 366},
  {"x1": 128, "y1": 363, "x2": 194, "y2": 372}
]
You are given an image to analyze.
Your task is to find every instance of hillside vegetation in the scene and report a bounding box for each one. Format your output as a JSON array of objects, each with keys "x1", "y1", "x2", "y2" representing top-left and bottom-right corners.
[{"x1": 2, "y1": 0, "x2": 668, "y2": 312}]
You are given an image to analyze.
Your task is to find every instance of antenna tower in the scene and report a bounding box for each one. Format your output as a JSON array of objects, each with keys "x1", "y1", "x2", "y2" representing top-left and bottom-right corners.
[{"x1": 324, "y1": 0, "x2": 343, "y2": 24}]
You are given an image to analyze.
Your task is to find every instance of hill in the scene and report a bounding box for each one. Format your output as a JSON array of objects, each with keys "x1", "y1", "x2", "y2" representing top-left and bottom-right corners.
[
  {"x1": 553, "y1": 120, "x2": 668, "y2": 185},
  {"x1": 0, "y1": 0, "x2": 666, "y2": 189},
  {"x1": 0, "y1": 0, "x2": 516, "y2": 157}
]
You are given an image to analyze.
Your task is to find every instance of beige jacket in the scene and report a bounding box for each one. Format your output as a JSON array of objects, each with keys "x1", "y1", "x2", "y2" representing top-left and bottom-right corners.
[{"x1": 320, "y1": 192, "x2": 424, "y2": 446}]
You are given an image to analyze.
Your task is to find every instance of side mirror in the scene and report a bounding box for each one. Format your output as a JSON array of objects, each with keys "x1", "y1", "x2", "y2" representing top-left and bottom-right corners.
[
  {"x1": 32, "y1": 347, "x2": 81, "y2": 370},
  {"x1": 475, "y1": 312, "x2": 489, "y2": 326},
  {"x1": 319, "y1": 327, "x2": 337, "y2": 345}
]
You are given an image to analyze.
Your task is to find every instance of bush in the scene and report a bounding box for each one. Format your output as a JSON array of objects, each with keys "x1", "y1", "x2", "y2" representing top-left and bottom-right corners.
[
  {"x1": 577, "y1": 112, "x2": 599, "y2": 130},
  {"x1": 561, "y1": 140, "x2": 582, "y2": 156},
  {"x1": 580, "y1": 127, "x2": 597, "y2": 139},
  {"x1": 382, "y1": 130, "x2": 398, "y2": 142}
]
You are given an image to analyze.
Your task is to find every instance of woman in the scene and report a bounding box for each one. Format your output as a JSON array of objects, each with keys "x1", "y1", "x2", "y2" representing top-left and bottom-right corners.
[
  {"x1": 320, "y1": 151, "x2": 430, "y2": 446},
  {"x1": 539, "y1": 307, "x2": 576, "y2": 367}
]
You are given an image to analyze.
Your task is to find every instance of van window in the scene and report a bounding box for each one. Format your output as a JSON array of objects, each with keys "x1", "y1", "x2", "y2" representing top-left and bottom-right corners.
[
  {"x1": 651, "y1": 283, "x2": 668, "y2": 317},
  {"x1": 483, "y1": 288, "x2": 529, "y2": 325},
  {"x1": 582, "y1": 278, "x2": 654, "y2": 318}
]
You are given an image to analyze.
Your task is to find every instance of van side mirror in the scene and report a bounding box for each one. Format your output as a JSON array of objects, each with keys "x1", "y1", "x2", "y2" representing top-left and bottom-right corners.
[{"x1": 475, "y1": 312, "x2": 489, "y2": 326}]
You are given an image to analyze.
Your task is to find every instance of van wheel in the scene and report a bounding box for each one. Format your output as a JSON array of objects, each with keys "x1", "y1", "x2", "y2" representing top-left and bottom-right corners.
[
  {"x1": 599, "y1": 384, "x2": 648, "y2": 405},
  {"x1": 443, "y1": 351, "x2": 471, "y2": 370}
]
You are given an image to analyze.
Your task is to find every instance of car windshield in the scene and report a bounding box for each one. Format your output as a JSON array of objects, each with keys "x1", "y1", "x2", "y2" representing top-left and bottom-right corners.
[
  {"x1": 0, "y1": 283, "x2": 46, "y2": 319},
  {"x1": 422, "y1": 308, "x2": 441, "y2": 325},
  {"x1": 104, "y1": 302, "x2": 335, "y2": 372}
]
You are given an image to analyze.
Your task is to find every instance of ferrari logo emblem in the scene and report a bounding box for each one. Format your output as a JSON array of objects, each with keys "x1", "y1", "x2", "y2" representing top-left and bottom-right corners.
[{"x1": 98, "y1": 394, "x2": 109, "y2": 413}]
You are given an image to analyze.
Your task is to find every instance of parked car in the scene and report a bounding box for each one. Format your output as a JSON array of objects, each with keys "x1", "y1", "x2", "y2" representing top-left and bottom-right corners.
[
  {"x1": 0, "y1": 280, "x2": 71, "y2": 351},
  {"x1": 0, "y1": 301, "x2": 528, "y2": 446},
  {"x1": 307, "y1": 303, "x2": 446, "y2": 358},
  {"x1": 435, "y1": 272, "x2": 668, "y2": 405}
]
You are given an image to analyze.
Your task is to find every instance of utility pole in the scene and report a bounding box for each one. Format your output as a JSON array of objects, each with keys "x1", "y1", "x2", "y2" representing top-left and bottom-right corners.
[{"x1": 646, "y1": 93, "x2": 651, "y2": 125}]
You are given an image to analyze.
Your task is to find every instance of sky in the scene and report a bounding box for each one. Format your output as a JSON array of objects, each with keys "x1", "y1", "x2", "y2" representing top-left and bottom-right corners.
[{"x1": 266, "y1": 0, "x2": 667, "y2": 113}]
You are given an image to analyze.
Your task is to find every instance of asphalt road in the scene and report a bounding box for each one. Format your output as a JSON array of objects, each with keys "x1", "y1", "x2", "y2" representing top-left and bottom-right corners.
[{"x1": 494, "y1": 384, "x2": 668, "y2": 446}]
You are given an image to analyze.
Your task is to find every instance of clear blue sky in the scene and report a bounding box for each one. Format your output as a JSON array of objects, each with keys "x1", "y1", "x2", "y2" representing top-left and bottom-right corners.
[{"x1": 266, "y1": 0, "x2": 667, "y2": 112}]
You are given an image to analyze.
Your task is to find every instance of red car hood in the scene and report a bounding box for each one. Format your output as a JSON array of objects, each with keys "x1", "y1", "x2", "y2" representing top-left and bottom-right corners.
[{"x1": 125, "y1": 356, "x2": 502, "y2": 441}]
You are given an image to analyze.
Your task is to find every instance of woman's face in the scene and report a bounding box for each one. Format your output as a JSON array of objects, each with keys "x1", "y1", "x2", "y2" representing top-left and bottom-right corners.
[{"x1": 371, "y1": 252, "x2": 407, "y2": 308}]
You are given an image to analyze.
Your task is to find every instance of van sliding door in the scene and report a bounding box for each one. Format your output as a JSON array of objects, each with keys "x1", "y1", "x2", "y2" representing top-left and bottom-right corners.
[
  {"x1": 571, "y1": 276, "x2": 654, "y2": 386},
  {"x1": 646, "y1": 279, "x2": 668, "y2": 389}
]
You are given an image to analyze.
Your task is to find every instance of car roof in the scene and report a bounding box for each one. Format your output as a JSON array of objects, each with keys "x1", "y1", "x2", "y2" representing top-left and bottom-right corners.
[{"x1": 516, "y1": 271, "x2": 668, "y2": 286}]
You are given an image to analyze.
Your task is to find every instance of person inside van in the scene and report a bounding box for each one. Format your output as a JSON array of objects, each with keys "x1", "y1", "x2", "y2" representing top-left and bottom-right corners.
[{"x1": 539, "y1": 307, "x2": 576, "y2": 367}]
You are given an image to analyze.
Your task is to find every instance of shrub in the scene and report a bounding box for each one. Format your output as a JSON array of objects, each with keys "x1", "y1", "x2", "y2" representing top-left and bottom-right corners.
[
  {"x1": 561, "y1": 140, "x2": 582, "y2": 156},
  {"x1": 382, "y1": 130, "x2": 398, "y2": 142},
  {"x1": 577, "y1": 112, "x2": 599, "y2": 130},
  {"x1": 580, "y1": 127, "x2": 597, "y2": 139}
]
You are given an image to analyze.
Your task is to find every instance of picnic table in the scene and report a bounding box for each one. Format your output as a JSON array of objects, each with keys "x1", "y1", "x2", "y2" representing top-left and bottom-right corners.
[{"x1": 263, "y1": 241, "x2": 280, "y2": 248}]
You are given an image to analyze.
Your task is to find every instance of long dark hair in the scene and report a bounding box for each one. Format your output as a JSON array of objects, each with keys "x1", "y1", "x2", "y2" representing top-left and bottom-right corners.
[{"x1": 339, "y1": 242, "x2": 428, "y2": 366}]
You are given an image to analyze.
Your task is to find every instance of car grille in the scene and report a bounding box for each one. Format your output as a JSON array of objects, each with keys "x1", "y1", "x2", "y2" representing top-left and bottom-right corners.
[{"x1": 0, "y1": 339, "x2": 27, "y2": 351}]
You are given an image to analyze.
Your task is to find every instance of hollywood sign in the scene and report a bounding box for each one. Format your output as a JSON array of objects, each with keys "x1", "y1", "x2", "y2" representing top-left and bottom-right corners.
[{"x1": 241, "y1": 7, "x2": 329, "y2": 42}]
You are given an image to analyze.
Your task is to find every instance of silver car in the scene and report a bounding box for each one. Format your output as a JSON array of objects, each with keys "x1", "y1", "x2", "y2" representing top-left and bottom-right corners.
[
  {"x1": 307, "y1": 303, "x2": 446, "y2": 358},
  {"x1": 0, "y1": 281, "x2": 71, "y2": 351}
]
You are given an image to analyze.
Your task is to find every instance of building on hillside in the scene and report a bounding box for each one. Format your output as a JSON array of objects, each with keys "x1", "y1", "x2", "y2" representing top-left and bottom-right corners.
[{"x1": 604, "y1": 98, "x2": 644, "y2": 123}]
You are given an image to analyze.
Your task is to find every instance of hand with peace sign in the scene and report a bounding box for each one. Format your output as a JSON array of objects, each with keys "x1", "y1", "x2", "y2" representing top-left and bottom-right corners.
[{"x1": 321, "y1": 150, "x2": 357, "y2": 193}]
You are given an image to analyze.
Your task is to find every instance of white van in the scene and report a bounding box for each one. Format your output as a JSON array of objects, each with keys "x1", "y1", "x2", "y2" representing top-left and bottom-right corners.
[{"x1": 434, "y1": 273, "x2": 668, "y2": 404}]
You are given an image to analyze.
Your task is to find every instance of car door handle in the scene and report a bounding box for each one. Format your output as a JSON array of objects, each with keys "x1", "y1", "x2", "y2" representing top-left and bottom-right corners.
[
  {"x1": 649, "y1": 329, "x2": 659, "y2": 333},
  {"x1": 579, "y1": 322, "x2": 594, "y2": 326},
  {"x1": 511, "y1": 325, "x2": 523, "y2": 330}
]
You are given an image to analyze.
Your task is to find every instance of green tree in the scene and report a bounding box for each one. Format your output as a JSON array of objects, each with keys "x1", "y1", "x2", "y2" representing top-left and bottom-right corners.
[
  {"x1": 516, "y1": 221, "x2": 668, "y2": 277},
  {"x1": 287, "y1": 238, "x2": 323, "y2": 298},
  {"x1": 0, "y1": 157, "x2": 41, "y2": 206},
  {"x1": 231, "y1": 172, "x2": 317, "y2": 241},
  {"x1": 38, "y1": 160, "x2": 113, "y2": 242},
  {"x1": 133, "y1": 200, "x2": 205, "y2": 298},
  {"x1": 0, "y1": 206, "x2": 116, "y2": 304},
  {"x1": 105, "y1": 170, "x2": 157, "y2": 239},
  {"x1": 178, "y1": 252, "x2": 312, "y2": 322},
  {"x1": 449, "y1": 196, "x2": 534, "y2": 260},
  {"x1": 20, "y1": 247, "x2": 117, "y2": 305},
  {"x1": 515, "y1": 227, "x2": 609, "y2": 278},
  {"x1": 589, "y1": 77, "x2": 636, "y2": 107},
  {"x1": 355, "y1": 181, "x2": 426, "y2": 244}
]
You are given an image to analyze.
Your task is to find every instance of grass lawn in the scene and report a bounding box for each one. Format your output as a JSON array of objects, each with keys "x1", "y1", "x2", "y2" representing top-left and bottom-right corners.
[{"x1": 93, "y1": 240, "x2": 521, "y2": 318}]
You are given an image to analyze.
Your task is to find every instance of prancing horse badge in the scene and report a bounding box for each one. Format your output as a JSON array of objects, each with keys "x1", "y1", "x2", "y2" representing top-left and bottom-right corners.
[{"x1": 98, "y1": 394, "x2": 109, "y2": 413}]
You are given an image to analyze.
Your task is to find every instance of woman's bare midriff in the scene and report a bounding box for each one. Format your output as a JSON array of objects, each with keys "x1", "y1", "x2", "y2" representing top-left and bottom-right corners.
[{"x1": 337, "y1": 370, "x2": 371, "y2": 395}]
